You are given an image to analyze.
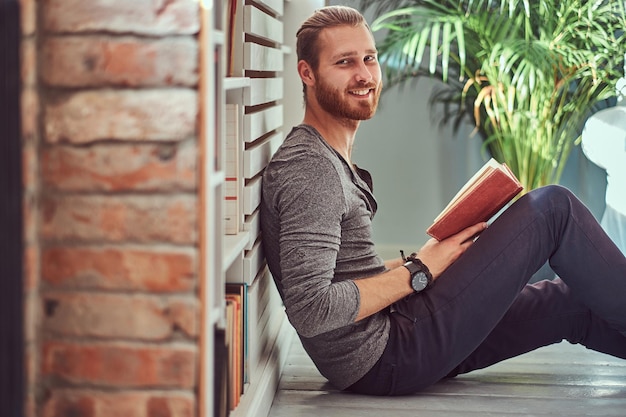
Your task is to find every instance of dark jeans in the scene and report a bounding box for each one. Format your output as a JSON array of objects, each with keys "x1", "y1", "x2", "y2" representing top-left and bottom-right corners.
[{"x1": 347, "y1": 185, "x2": 626, "y2": 396}]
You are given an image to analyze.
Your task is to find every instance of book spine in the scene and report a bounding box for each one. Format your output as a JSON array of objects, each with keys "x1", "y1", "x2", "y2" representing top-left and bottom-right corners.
[{"x1": 225, "y1": 103, "x2": 240, "y2": 235}]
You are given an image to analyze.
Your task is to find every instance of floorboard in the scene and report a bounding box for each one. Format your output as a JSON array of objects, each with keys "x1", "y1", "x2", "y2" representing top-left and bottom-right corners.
[{"x1": 269, "y1": 333, "x2": 626, "y2": 417}]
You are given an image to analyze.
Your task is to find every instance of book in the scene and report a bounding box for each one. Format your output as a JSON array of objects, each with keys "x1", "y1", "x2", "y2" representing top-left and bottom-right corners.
[
  {"x1": 224, "y1": 299, "x2": 236, "y2": 410},
  {"x1": 224, "y1": 104, "x2": 240, "y2": 235},
  {"x1": 225, "y1": 283, "x2": 247, "y2": 410},
  {"x1": 213, "y1": 327, "x2": 229, "y2": 417},
  {"x1": 426, "y1": 158, "x2": 523, "y2": 241},
  {"x1": 225, "y1": 0, "x2": 243, "y2": 77},
  {"x1": 226, "y1": 283, "x2": 248, "y2": 384},
  {"x1": 226, "y1": 0, "x2": 238, "y2": 76}
]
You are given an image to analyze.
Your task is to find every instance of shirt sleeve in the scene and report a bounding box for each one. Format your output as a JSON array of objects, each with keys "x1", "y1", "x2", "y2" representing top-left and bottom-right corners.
[{"x1": 270, "y1": 154, "x2": 361, "y2": 338}]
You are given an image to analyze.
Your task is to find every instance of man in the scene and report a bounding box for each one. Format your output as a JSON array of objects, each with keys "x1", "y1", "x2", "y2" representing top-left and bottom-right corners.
[{"x1": 260, "y1": 5, "x2": 626, "y2": 395}]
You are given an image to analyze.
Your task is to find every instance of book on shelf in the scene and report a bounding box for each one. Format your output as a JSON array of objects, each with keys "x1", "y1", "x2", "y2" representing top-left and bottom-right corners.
[
  {"x1": 426, "y1": 158, "x2": 523, "y2": 241},
  {"x1": 213, "y1": 48, "x2": 221, "y2": 173},
  {"x1": 225, "y1": 0, "x2": 243, "y2": 77},
  {"x1": 225, "y1": 298, "x2": 238, "y2": 411},
  {"x1": 213, "y1": 327, "x2": 229, "y2": 417},
  {"x1": 225, "y1": 283, "x2": 248, "y2": 411},
  {"x1": 225, "y1": 104, "x2": 240, "y2": 235},
  {"x1": 226, "y1": 0, "x2": 237, "y2": 76}
]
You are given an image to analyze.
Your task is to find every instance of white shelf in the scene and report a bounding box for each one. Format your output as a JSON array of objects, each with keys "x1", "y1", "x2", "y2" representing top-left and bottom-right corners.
[
  {"x1": 209, "y1": 171, "x2": 225, "y2": 188},
  {"x1": 223, "y1": 231, "x2": 251, "y2": 272},
  {"x1": 224, "y1": 77, "x2": 251, "y2": 90},
  {"x1": 213, "y1": 29, "x2": 225, "y2": 46},
  {"x1": 203, "y1": 1, "x2": 297, "y2": 416},
  {"x1": 209, "y1": 306, "x2": 225, "y2": 327}
]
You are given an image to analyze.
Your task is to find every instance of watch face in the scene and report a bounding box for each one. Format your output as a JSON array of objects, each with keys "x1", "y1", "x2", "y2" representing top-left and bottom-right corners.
[{"x1": 411, "y1": 272, "x2": 429, "y2": 292}]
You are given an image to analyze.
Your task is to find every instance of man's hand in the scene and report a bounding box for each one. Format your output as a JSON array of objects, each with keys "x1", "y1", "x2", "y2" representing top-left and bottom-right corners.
[
  {"x1": 353, "y1": 222, "x2": 487, "y2": 322},
  {"x1": 417, "y1": 222, "x2": 488, "y2": 280}
]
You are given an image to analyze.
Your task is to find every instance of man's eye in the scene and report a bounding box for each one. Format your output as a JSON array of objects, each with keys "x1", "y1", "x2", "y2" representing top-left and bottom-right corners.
[
  {"x1": 337, "y1": 59, "x2": 350, "y2": 65},
  {"x1": 365, "y1": 56, "x2": 377, "y2": 62}
]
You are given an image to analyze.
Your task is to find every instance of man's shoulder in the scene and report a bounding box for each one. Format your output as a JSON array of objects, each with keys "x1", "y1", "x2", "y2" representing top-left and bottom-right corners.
[
  {"x1": 270, "y1": 125, "x2": 340, "y2": 168},
  {"x1": 280, "y1": 124, "x2": 329, "y2": 153},
  {"x1": 264, "y1": 125, "x2": 346, "y2": 192}
]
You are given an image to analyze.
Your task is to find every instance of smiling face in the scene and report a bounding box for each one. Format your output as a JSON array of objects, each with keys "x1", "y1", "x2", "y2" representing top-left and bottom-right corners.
[{"x1": 308, "y1": 24, "x2": 382, "y2": 121}]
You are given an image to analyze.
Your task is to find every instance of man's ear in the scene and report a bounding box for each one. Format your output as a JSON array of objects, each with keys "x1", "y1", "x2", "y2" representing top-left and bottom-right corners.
[{"x1": 297, "y1": 60, "x2": 315, "y2": 88}]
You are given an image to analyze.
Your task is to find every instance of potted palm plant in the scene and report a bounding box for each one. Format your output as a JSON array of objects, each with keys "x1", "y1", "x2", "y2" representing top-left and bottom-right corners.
[{"x1": 358, "y1": 0, "x2": 626, "y2": 191}]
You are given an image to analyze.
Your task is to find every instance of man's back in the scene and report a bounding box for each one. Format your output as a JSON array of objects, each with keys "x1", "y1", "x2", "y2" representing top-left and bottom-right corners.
[{"x1": 260, "y1": 124, "x2": 390, "y2": 389}]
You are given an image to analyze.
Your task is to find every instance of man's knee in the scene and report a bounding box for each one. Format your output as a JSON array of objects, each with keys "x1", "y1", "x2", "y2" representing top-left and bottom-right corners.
[{"x1": 523, "y1": 185, "x2": 578, "y2": 216}]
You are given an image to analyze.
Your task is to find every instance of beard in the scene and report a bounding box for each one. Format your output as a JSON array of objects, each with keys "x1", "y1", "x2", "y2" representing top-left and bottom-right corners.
[{"x1": 313, "y1": 74, "x2": 381, "y2": 121}]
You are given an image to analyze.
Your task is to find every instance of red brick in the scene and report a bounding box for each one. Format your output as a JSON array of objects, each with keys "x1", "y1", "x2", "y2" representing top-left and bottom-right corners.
[
  {"x1": 168, "y1": 298, "x2": 199, "y2": 338},
  {"x1": 24, "y1": 293, "x2": 40, "y2": 343},
  {"x1": 42, "y1": 293, "x2": 198, "y2": 340},
  {"x1": 21, "y1": 38, "x2": 36, "y2": 87},
  {"x1": 25, "y1": 392, "x2": 37, "y2": 417},
  {"x1": 41, "y1": 141, "x2": 197, "y2": 192},
  {"x1": 20, "y1": 0, "x2": 36, "y2": 36},
  {"x1": 41, "y1": 36, "x2": 198, "y2": 87},
  {"x1": 24, "y1": 342, "x2": 38, "y2": 391},
  {"x1": 43, "y1": 0, "x2": 200, "y2": 35},
  {"x1": 41, "y1": 246, "x2": 196, "y2": 292},
  {"x1": 22, "y1": 87, "x2": 39, "y2": 143},
  {"x1": 40, "y1": 195, "x2": 197, "y2": 244},
  {"x1": 42, "y1": 389, "x2": 195, "y2": 417},
  {"x1": 44, "y1": 89, "x2": 197, "y2": 144},
  {"x1": 44, "y1": 392, "x2": 95, "y2": 417},
  {"x1": 23, "y1": 191, "x2": 36, "y2": 243},
  {"x1": 22, "y1": 142, "x2": 35, "y2": 192},
  {"x1": 41, "y1": 340, "x2": 197, "y2": 388},
  {"x1": 23, "y1": 243, "x2": 39, "y2": 292}
]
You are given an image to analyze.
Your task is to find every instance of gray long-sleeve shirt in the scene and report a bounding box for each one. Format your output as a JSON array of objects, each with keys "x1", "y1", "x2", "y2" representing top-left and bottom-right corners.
[{"x1": 260, "y1": 124, "x2": 390, "y2": 389}]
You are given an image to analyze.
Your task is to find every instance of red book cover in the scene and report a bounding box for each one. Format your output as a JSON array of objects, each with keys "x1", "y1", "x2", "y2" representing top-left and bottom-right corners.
[{"x1": 426, "y1": 159, "x2": 523, "y2": 241}]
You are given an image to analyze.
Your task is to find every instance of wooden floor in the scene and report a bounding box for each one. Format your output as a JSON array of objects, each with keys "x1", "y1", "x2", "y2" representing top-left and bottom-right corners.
[{"x1": 269, "y1": 334, "x2": 626, "y2": 417}]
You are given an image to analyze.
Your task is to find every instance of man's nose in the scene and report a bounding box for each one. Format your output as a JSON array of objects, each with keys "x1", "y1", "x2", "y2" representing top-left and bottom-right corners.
[{"x1": 355, "y1": 62, "x2": 374, "y2": 83}]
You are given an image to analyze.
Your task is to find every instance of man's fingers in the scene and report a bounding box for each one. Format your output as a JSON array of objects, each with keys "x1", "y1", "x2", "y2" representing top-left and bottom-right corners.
[{"x1": 454, "y1": 222, "x2": 488, "y2": 243}]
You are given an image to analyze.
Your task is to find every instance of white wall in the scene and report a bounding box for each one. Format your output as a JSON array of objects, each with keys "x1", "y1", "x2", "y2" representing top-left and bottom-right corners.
[{"x1": 283, "y1": 0, "x2": 326, "y2": 131}]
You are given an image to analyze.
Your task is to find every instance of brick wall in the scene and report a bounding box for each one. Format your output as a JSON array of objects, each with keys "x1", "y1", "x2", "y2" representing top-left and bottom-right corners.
[
  {"x1": 21, "y1": 0, "x2": 40, "y2": 414},
  {"x1": 22, "y1": 1, "x2": 203, "y2": 416}
]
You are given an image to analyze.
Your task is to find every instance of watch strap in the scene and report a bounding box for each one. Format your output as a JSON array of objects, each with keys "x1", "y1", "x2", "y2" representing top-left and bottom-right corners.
[{"x1": 400, "y1": 250, "x2": 434, "y2": 289}]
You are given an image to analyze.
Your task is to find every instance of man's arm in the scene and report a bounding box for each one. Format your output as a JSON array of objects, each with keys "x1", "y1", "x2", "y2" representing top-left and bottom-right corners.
[
  {"x1": 353, "y1": 222, "x2": 488, "y2": 322},
  {"x1": 353, "y1": 265, "x2": 413, "y2": 322},
  {"x1": 384, "y1": 257, "x2": 404, "y2": 269}
]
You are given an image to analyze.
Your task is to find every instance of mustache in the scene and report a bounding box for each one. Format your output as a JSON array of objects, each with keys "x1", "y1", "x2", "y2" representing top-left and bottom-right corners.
[{"x1": 348, "y1": 82, "x2": 379, "y2": 91}]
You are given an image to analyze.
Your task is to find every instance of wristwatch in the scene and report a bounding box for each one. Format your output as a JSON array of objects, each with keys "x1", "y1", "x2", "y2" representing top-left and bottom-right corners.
[{"x1": 402, "y1": 252, "x2": 433, "y2": 293}]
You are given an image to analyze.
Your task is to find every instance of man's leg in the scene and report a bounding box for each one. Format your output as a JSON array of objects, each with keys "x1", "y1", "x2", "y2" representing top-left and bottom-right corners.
[
  {"x1": 446, "y1": 277, "x2": 626, "y2": 378},
  {"x1": 388, "y1": 185, "x2": 626, "y2": 394}
]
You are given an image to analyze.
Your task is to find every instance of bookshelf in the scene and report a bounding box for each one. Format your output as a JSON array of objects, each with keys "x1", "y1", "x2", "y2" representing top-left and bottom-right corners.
[{"x1": 201, "y1": 1, "x2": 298, "y2": 416}]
